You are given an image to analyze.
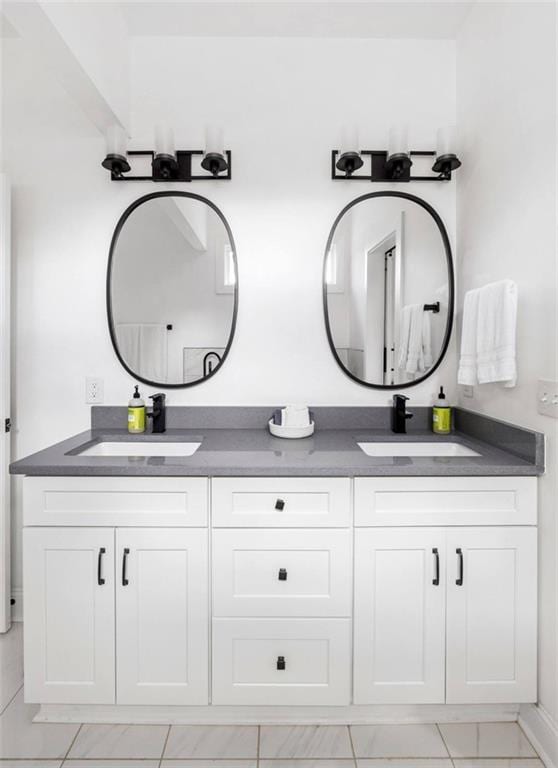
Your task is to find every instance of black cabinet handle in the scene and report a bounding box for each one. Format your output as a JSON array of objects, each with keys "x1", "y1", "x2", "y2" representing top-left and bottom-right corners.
[
  {"x1": 122, "y1": 548, "x2": 130, "y2": 586},
  {"x1": 456, "y1": 548, "x2": 464, "y2": 586},
  {"x1": 432, "y1": 548, "x2": 440, "y2": 586},
  {"x1": 278, "y1": 568, "x2": 287, "y2": 581},
  {"x1": 275, "y1": 498, "x2": 285, "y2": 511},
  {"x1": 97, "y1": 547, "x2": 106, "y2": 586},
  {"x1": 277, "y1": 655, "x2": 286, "y2": 670}
]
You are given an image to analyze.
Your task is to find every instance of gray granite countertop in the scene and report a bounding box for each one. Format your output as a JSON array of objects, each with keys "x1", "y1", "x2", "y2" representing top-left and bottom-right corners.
[{"x1": 9, "y1": 414, "x2": 544, "y2": 477}]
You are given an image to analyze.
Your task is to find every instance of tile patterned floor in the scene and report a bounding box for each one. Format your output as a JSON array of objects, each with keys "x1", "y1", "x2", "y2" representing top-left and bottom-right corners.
[
  {"x1": 0, "y1": 623, "x2": 545, "y2": 768},
  {"x1": 0, "y1": 696, "x2": 545, "y2": 768}
]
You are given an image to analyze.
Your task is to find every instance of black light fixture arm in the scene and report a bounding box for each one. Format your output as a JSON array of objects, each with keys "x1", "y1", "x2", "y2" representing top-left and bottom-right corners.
[
  {"x1": 103, "y1": 149, "x2": 232, "y2": 182},
  {"x1": 331, "y1": 149, "x2": 460, "y2": 182}
]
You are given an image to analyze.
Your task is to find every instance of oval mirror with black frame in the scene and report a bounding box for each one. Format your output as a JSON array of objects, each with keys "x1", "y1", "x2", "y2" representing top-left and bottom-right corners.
[
  {"x1": 107, "y1": 191, "x2": 238, "y2": 388},
  {"x1": 323, "y1": 191, "x2": 454, "y2": 389}
]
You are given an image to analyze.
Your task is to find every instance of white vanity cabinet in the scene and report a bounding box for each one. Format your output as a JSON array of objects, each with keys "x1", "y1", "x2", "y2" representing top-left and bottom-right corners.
[
  {"x1": 354, "y1": 478, "x2": 538, "y2": 706},
  {"x1": 22, "y1": 473, "x2": 538, "y2": 712},
  {"x1": 211, "y1": 477, "x2": 352, "y2": 705},
  {"x1": 23, "y1": 478, "x2": 209, "y2": 706}
]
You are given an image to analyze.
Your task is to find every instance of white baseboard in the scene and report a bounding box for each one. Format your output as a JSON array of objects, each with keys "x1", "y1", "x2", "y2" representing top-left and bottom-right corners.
[
  {"x1": 11, "y1": 588, "x2": 22, "y2": 623},
  {"x1": 519, "y1": 703, "x2": 558, "y2": 768},
  {"x1": 35, "y1": 702, "x2": 519, "y2": 725}
]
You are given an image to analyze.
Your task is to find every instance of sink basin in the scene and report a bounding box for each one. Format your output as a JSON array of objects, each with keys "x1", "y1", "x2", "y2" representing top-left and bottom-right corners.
[
  {"x1": 77, "y1": 441, "x2": 201, "y2": 457},
  {"x1": 357, "y1": 441, "x2": 481, "y2": 457}
]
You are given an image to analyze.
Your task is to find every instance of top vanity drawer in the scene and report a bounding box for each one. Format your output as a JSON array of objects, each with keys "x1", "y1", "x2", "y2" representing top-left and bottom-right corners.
[
  {"x1": 24, "y1": 477, "x2": 208, "y2": 527},
  {"x1": 212, "y1": 478, "x2": 351, "y2": 527},
  {"x1": 354, "y1": 477, "x2": 537, "y2": 527}
]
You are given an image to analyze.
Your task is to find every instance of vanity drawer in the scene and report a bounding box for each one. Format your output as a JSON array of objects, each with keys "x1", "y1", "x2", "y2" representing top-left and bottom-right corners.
[
  {"x1": 354, "y1": 477, "x2": 537, "y2": 527},
  {"x1": 212, "y1": 618, "x2": 351, "y2": 704},
  {"x1": 211, "y1": 477, "x2": 351, "y2": 527},
  {"x1": 213, "y1": 529, "x2": 352, "y2": 617},
  {"x1": 23, "y1": 477, "x2": 208, "y2": 527}
]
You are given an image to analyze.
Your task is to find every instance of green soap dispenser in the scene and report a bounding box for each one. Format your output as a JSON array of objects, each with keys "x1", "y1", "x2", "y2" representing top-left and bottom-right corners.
[
  {"x1": 128, "y1": 385, "x2": 146, "y2": 434},
  {"x1": 432, "y1": 386, "x2": 452, "y2": 435}
]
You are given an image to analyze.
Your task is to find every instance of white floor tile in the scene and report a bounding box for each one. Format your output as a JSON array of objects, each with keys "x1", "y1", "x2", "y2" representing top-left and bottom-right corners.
[
  {"x1": 161, "y1": 762, "x2": 257, "y2": 768},
  {"x1": 452, "y1": 760, "x2": 544, "y2": 768},
  {"x1": 438, "y1": 724, "x2": 538, "y2": 758},
  {"x1": 357, "y1": 761, "x2": 453, "y2": 768},
  {"x1": 0, "y1": 623, "x2": 23, "y2": 715},
  {"x1": 260, "y1": 726, "x2": 353, "y2": 759},
  {"x1": 260, "y1": 761, "x2": 354, "y2": 768},
  {"x1": 0, "y1": 689, "x2": 79, "y2": 759},
  {"x1": 68, "y1": 724, "x2": 169, "y2": 759},
  {"x1": 65, "y1": 763, "x2": 159, "y2": 768},
  {"x1": 163, "y1": 726, "x2": 258, "y2": 759},
  {"x1": 350, "y1": 725, "x2": 449, "y2": 758},
  {"x1": 0, "y1": 763, "x2": 62, "y2": 768}
]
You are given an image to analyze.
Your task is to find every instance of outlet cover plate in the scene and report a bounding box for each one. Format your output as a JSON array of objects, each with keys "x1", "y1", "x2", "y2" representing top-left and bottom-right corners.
[
  {"x1": 537, "y1": 379, "x2": 558, "y2": 418},
  {"x1": 85, "y1": 377, "x2": 104, "y2": 405}
]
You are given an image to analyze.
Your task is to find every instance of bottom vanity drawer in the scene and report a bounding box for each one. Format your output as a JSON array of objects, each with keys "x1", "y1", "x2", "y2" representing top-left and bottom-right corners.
[{"x1": 212, "y1": 618, "x2": 351, "y2": 705}]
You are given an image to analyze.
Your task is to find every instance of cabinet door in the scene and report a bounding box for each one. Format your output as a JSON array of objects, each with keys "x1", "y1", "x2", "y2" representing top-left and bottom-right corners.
[
  {"x1": 446, "y1": 527, "x2": 537, "y2": 703},
  {"x1": 23, "y1": 527, "x2": 115, "y2": 704},
  {"x1": 354, "y1": 528, "x2": 445, "y2": 704},
  {"x1": 116, "y1": 528, "x2": 208, "y2": 704}
]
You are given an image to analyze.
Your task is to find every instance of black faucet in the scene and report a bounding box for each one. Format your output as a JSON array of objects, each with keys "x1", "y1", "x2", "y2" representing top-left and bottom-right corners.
[
  {"x1": 392, "y1": 394, "x2": 413, "y2": 434},
  {"x1": 203, "y1": 351, "x2": 222, "y2": 378},
  {"x1": 148, "y1": 393, "x2": 166, "y2": 433}
]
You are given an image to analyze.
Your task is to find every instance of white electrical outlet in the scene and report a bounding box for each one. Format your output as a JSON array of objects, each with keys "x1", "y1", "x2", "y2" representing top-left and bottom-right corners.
[
  {"x1": 537, "y1": 379, "x2": 558, "y2": 418},
  {"x1": 462, "y1": 385, "x2": 474, "y2": 398},
  {"x1": 85, "y1": 377, "x2": 104, "y2": 404}
]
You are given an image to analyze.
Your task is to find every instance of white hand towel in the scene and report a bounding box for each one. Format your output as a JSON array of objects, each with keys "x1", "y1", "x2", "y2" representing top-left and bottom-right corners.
[
  {"x1": 405, "y1": 304, "x2": 425, "y2": 374},
  {"x1": 116, "y1": 324, "x2": 141, "y2": 371},
  {"x1": 457, "y1": 288, "x2": 481, "y2": 385},
  {"x1": 422, "y1": 309, "x2": 433, "y2": 369},
  {"x1": 476, "y1": 280, "x2": 517, "y2": 387},
  {"x1": 397, "y1": 305, "x2": 412, "y2": 371},
  {"x1": 139, "y1": 324, "x2": 168, "y2": 382}
]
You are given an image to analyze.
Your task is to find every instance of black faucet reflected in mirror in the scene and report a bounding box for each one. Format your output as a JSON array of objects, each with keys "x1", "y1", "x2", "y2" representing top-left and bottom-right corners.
[
  {"x1": 392, "y1": 394, "x2": 413, "y2": 434},
  {"x1": 148, "y1": 393, "x2": 166, "y2": 433},
  {"x1": 203, "y1": 351, "x2": 222, "y2": 378}
]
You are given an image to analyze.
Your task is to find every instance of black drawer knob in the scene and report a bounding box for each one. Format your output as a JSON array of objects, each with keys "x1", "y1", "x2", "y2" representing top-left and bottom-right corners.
[
  {"x1": 277, "y1": 655, "x2": 286, "y2": 670},
  {"x1": 278, "y1": 568, "x2": 287, "y2": 581},
  {"x1": 275, "y1": 498, "x2": 285, "y2": 511}
]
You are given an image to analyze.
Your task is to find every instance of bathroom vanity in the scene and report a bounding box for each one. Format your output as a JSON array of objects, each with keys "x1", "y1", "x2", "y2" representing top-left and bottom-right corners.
[{"x1": 10, "y1": 406, "x2": 544, "y2": 722}]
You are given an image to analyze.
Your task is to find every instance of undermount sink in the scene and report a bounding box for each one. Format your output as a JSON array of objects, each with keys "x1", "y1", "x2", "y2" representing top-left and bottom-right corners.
[
  {"x1": 357, "y1": 441, "x2": 481, "y2": 458},
  {"x1": 76, "y1": 441, "x2": 202, "y2": 457}
]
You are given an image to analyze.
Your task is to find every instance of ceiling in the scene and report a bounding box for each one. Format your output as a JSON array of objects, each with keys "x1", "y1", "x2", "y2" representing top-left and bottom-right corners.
[{"x1": 115, "y1": 1, "x2": 476, "y2": 39}]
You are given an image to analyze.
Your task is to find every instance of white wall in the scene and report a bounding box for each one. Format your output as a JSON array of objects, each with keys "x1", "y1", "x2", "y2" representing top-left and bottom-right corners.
[
  {"x1": 3, "y1": 37, "x2": 457, "y2": 599},
  {"x1": 456, "y1": 1, "x2": 557, "y2": 729}
]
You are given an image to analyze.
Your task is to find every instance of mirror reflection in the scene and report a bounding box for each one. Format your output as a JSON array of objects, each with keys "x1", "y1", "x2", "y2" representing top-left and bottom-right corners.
[
  {"x1": 324, "y1": 193, "x2": 453, "y2": 387},
  {"x1": 108, "y1": 193, "x2": 237, "y2": 387}
]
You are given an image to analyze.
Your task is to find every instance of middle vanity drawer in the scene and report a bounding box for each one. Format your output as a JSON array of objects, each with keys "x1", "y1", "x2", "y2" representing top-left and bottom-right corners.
[
  {"x1": 213, "y1": 529, "x2": 352, "y2": 617},
  {"x1": 211, "y1": 477, "x2": 351, "y2": 527}
]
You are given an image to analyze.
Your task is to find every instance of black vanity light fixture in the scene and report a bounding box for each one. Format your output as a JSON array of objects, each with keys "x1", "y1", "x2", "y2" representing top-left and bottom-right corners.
[
  {"x1": 332, "y1": 124, "x2": 461, "y2": 183},
  {"x1": 101, "y1": 124, "x2": 232, "y2": 182},
  {"x1": 335, "y1": 125, "x2": 365, "y2": 177}
]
